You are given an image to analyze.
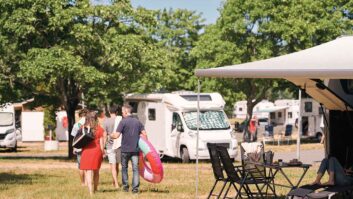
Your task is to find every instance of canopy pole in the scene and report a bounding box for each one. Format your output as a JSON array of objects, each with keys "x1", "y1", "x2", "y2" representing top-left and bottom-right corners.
[
  {"x1": 195, "y1": 79, "x2": 201, "y2": 199},
  {"x1": 297, "y1": 89, "x2": 302, "y2": 160}
]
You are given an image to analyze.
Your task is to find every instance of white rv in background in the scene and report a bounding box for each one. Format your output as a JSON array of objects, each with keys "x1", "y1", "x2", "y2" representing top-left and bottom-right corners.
[
  {"x1": 269, "y1": 99, "x2": 299, "y2": 125},
  {"x1": 300, "y1": 98, "x2": 323, "y2": 140},
  {"x1": 233, "y1": 100, "x2": 275, "y2": 119},
  {"x1": 0, "y1": 104, "x2": 17, "y2": 151},
  {"x1": 125, "y1": 91, "x2": 238, "y2": 163}
]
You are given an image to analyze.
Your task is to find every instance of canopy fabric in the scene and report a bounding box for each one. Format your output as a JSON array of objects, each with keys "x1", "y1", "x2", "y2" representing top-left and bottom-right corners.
[
  {"x1": 195, "y1": 36, "x2": 353, "y2": 79},
  {"x1": 194, "y1": 36, "x2": 353, "y2": 111}
]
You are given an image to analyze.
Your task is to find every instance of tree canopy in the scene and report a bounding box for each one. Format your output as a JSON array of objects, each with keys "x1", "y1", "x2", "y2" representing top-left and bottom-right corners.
[{"x1": 192, "y1": 0, "x2": 353, "y2": 118}]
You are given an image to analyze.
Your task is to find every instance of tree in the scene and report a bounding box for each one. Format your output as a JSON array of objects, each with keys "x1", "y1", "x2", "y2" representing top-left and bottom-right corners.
[
  {"x1": 147, "y1": 8, "x2": 205, "y2": 91},
  {"x1": 0, "y1": 0, "x2": 169, "y2": 158},
  {"x1": 193, "y1": 0, "x2": 353, "y2": 119}
]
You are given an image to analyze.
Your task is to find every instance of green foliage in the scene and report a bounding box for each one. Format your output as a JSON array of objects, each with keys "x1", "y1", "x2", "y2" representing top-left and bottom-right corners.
[
  {"x1": 147, "y1": 8, "x2": 205, "y2": 91},
  {"x1": 193, "y1": 0, "x2": 353, "y2": 117}
]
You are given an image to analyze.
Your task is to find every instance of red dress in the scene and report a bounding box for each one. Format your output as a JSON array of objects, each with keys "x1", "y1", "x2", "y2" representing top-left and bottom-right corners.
[{"x1": 80, "y1": 125, "x2": 103, "y2": 170}]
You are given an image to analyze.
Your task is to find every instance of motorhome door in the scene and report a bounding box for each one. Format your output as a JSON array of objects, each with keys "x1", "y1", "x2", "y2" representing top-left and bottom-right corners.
[
  {"x1": 169, "y1": 112, "x2": 183, "y2": 157},
  {"x1": 308, "y1": 116, "x2": 316, "y2": 136},
  {"x1": 142, "y1": 102, "x2": 166, "y2": 153}
]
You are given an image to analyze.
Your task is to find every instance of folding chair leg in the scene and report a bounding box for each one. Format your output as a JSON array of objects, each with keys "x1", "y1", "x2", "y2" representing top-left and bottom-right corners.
[
  {"x1": 222, "y1": 182, "x2": 232, "y2": 199},
  {"x1": 254, "y1": 183, "x2": 265, "y2": 199},
  {"x1": 218, "y1": 181, "x2": 228, "y2": 199},
  {"x1": 207, "y1": 180, "x2": 218, "y2": 199}
]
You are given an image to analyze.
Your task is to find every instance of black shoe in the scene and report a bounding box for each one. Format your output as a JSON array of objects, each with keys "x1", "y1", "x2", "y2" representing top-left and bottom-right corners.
[
  {"x1": 132, "y1": 190, "x2": 139, "y2": 194},
  {"x1": 123, "y1": 187, "x2": 129, "y2": 192}
]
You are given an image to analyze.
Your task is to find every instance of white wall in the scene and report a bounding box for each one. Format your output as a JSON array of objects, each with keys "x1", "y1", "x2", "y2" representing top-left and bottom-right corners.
[{"x1": 21, "y1": 112, "x2": 44, "y2": 141}]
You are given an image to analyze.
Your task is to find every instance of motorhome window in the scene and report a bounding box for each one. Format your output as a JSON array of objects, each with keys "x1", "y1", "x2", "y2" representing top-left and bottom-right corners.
[
  {"x1": 288, "y1": 112, "x2": 293, "y2": 119},
  {"x1": 270, "y1": 112, "x2": 275, "y2": 119},
  {"x1": 239, "y1": 107, "x2": 243, "y2": 111},
  {"x1": 182, "y1": 111, "x2": 230, "y2": 130},
  {"x1": 0, "y1": 112, "x2": 13, "y2": 126},
  {"x1": 278, "y1": 112, "x2": 282, "y2": 118},
  {"x1": 148, "y1": 109, "x2": 156, "y2": 121},
  {"x1": 172, "y1": 112, "x2": 182, "y2": 130},
  {"x1": 180, "y1": 95, "x2": 212, "y2": 101},
  {"x1": 304, "y1": 102, "x2": 312, "y2": 112}
]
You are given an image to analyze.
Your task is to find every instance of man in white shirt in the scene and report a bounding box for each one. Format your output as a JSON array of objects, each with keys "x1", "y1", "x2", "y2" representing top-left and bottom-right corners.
[{"x1": 103, "y1": 105, "x2": 122, "y2": 189}]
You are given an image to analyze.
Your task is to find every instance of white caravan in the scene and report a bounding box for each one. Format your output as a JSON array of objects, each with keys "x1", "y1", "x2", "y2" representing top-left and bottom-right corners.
[
  {"x1": 300, "y1": 98, "x2": 323, "y2": 140},
  {"x1": 233, "y1": 100, "x2": 275, "y2": 119},
  {"x1": 125, "y1": 92, "x2": 238, "y2": 163},
  {"x1": 0, "y1": 104, "x2": 17, "y2": 151},
  {"x1": 269, "y1": 99, "x2": 299, "y2": 125}
]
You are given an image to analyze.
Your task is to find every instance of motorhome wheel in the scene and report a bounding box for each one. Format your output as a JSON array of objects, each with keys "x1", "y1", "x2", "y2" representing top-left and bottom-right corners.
[
  {"x1": 10, "y1": 142, "x2": 17, "y2": 152},
  {"x1": 181, "y1": 147, "x2": 190, "y2": 163}
]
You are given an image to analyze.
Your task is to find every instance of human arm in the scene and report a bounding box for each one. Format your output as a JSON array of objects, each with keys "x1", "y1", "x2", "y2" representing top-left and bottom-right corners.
[
  {"x1": 103, "y1": 130, "x2": 107, "y2": 149},
  {"x1": 99, "y1": 136, "x2": 105, "y2": 157},
  {"x1": 110, "y1": 132, "x2": 121, "y2": 139}
]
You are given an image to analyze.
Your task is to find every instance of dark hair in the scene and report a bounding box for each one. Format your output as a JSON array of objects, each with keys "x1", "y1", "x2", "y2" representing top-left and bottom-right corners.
[
  {"x1": 122, "y1": 104, "x2": 132, "y2": 114},
  {"x1": 97, "y1": 109, "x2": 105, "y2": 118},
  {"x1": 78, "y1": 108, "x2": 89, "y2": 117},
  {"x1": 109, "y1": 105, "x2": 121, "y2": 115}
]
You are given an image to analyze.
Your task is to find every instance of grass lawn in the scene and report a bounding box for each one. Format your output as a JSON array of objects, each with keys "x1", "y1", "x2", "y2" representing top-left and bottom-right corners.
[
  {"x1": 0, "y1": 142, "x2": 326, "y2": 198},
  {"x1": 0, "y1": 157, "x2": 325, "y2": 199}
]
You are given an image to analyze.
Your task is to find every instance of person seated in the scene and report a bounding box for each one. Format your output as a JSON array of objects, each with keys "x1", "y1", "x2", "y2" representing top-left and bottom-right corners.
[{"x1": 311, "y1": 157, "x2": 353, "y2": 186}]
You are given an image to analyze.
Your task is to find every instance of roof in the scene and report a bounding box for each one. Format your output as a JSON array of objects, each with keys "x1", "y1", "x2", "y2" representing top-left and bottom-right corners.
[
  {"x1": 255, "y1": 106, "x2": 289, "y2": 113},
  {"x1": 125, "y1": 92, "x2": 226, "y2": 111},
  {"x1": 194, "y1": 36, "x2": 353, "y2": 111}
]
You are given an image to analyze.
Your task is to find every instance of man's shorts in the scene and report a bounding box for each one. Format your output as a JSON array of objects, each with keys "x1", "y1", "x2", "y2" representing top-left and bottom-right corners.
[
  {"x1": 76, "y1": 152, "x2": 82, "y2": 169},
  {"x1": 107, "y1": 148, "x2": 121, "y2": 164}
]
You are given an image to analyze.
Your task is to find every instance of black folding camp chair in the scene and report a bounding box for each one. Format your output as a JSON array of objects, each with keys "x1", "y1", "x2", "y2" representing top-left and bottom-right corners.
[
  {"x1": 217, "y1": 145, "x2": 269, "y2": 199},
  {"x1": 207, "y1": 143, "x2": 228, "y2": 199},
  {"x1": 240, "y1": 142, "x2": 277, "y2": 198}
]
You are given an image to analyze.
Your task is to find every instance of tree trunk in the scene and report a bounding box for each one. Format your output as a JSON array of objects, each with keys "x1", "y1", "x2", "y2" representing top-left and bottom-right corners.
[{"x1": 66, "y1": 103, "x2": 77, "y2": 159}]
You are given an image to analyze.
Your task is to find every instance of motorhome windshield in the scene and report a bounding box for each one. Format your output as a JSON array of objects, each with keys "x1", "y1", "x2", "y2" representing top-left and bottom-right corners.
[
  {"x1": 183, "y1": 111, "x2": 230, "y2": 130},
  {"x1": 0, "y1": 112, "x2": 13, "y2": 126}
]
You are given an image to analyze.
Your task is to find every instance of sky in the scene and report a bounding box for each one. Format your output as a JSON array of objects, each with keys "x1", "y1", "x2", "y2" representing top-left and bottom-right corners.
[{"x1": 91, "y1": 0, "x2": 223, "y2": 24}]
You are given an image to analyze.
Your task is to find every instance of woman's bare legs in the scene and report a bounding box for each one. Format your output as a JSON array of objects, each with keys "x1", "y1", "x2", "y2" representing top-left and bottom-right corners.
[
  {"x1": 93, "y1": 170, "x2": 100, "y2": 192},
  {"x1": 86, "y1": 170, "x2": 94, "y2": 195}
]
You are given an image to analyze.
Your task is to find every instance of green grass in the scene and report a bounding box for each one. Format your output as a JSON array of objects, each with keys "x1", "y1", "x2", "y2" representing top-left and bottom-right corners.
[
  {"x1": 0, "y1": 142, "x2": 326, "y2": 198},
  {"x1": 0, "y1": 159, "x2": 325, "y2": 199}
]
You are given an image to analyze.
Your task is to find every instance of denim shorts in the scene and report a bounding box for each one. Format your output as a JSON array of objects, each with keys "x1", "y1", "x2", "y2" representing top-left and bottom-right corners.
[
  {"x1": 76, "y1": 152, "x2": 82, "y2": 169},
  {"x1": 107, "y1": 148, "x2": 121, "y2": 164}
]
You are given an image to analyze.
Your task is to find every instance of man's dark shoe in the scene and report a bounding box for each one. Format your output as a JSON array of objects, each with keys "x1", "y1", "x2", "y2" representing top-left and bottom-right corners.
[
  {"x1": 123, "y1": 187, "x2": 129, "y2": 192},
  {"x1": 132, "y1": 190, "x2": 139, "y2": 194}
]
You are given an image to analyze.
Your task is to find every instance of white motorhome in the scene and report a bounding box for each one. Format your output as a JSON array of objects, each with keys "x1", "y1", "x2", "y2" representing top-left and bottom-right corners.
[
  {"x1": 125, "y1": 92, "x2": 238, "y2": 163},
  {"x1": 233, "y1": 100, "x2": 275, "y2": 119},
  {"x1": 269, "y1": 99, "x2": 299, "y2": 125},
  {"x1": 0, "y1": 104, "x2": 17, "y2": 151},
  {"x1": 300, "y1": 98, "x2": 324, "y2": 140}
]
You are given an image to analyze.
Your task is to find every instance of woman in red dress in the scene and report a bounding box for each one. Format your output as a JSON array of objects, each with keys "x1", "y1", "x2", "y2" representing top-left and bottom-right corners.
[{"x1": 80, "y1": 112, "x2": 104, "y2": 195}]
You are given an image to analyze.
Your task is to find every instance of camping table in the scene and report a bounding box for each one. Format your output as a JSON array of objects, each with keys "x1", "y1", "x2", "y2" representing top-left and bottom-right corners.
[{"x1": 251, "y1": 162, "x2": 311, "y2": 195}]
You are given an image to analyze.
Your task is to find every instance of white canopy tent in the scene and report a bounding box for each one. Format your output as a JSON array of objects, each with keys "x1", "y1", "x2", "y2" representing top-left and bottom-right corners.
[{"x1": 193, "y1": 36, "x2": 353, "y2": 197}]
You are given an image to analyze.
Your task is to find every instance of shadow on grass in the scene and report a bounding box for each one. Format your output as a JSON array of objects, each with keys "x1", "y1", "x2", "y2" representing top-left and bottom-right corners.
[
  {"x1": 0, "y1": 172, "x2": 48, "y2": 185},
  {"x1": 142, "y1": 188, "x2": 170, "y2": 193},
  {"x1": 0, "y1": 156, "x2": 69, "y2": 160}
]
